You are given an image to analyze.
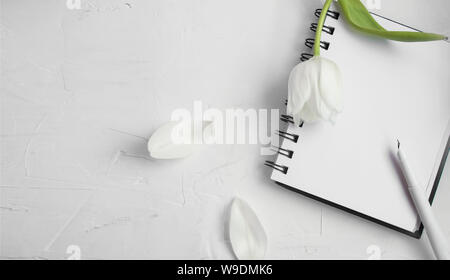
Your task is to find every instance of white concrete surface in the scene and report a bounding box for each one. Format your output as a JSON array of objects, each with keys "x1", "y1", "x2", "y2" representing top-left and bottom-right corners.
[{"x1": 1, "y1": 0, "x2": 449, "y2": 259}]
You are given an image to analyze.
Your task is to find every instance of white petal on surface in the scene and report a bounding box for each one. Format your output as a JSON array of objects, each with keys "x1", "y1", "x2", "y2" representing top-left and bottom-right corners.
[
  {"x1": 147, "y1": 121, "x2": 195, "y2": 159},
  {"x1": 287, "y1": 61, "x2": 312, "y2": 115},
  {"x1": 229, "y1": 198, "x2": 267, "y2": 260}
]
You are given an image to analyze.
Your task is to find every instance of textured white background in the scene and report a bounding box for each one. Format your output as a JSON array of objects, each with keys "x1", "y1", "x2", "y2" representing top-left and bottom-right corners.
[{"x1": 1, "y1": 0, "x2": 449, "y2": 260}]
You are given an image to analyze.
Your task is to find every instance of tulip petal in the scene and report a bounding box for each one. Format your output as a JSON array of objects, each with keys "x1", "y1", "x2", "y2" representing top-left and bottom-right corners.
[
  {"x1": 229, "y1": 198, "x2": 267, "y2": 260},
  {"x1": 202, "y1": 121, "x2": 216, "y2": 145},
  {"x1": 287, "y1": 61, "x2": 312, "y2": 125},
  {"x1": 302, "y1": 93, "x2": 323, "y2": 122},
  {"x1": 148, "y1": 120, "x2": 217, "y2": 159},
  {"x1": 318, "y1": 57, "x2": 344, "y2": 113}
]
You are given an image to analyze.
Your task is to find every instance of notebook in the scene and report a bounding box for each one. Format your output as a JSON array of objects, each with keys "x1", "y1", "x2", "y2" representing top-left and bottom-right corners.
[{"x1": 267, "y1": 5, "x2": 450, "y2": 238}]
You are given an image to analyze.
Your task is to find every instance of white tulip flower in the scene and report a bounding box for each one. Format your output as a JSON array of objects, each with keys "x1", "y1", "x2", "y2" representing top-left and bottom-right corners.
[
  {"x1": 147, "y1": 120, "x2": 215, "y2": 159},
  {"x1": 287, "y1": 56, "x2": 343, "y2": 126}
]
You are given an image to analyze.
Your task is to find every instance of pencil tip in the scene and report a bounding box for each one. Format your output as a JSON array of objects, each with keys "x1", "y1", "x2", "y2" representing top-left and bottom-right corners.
[{"x1": 397, "y1": 139, "x2": 400, "y2": 149}]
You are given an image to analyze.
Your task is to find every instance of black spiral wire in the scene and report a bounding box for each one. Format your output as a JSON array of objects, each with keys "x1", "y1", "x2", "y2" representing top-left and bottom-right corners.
[{"x1": 265, "y1": 8, "x2": 340, "y2": 174}]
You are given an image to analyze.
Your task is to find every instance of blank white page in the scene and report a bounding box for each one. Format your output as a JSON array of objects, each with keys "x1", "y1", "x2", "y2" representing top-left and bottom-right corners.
[{"x1": 271, "y1": 10, "x2": 450, "y2": 233}]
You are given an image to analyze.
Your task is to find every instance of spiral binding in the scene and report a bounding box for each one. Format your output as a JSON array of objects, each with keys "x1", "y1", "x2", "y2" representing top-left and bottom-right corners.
[{"x1": 267, "y1": 8, "x2": 340, "y2": 174}]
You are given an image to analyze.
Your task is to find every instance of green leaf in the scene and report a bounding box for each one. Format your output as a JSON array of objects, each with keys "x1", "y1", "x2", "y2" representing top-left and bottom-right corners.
[{"x1": 338, "y1": 0, "x2": 447, "y2": 42}]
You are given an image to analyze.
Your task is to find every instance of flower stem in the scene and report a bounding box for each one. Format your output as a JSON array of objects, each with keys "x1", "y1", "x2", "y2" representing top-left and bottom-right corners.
[{"x1": 314, "y1": 0, "x2": 334, "y2": 56}]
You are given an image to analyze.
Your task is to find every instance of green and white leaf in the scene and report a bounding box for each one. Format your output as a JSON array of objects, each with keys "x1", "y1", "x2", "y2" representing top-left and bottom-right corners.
[{"x1": 338, "y1": 0, "x2": 447, "y2": 42}]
